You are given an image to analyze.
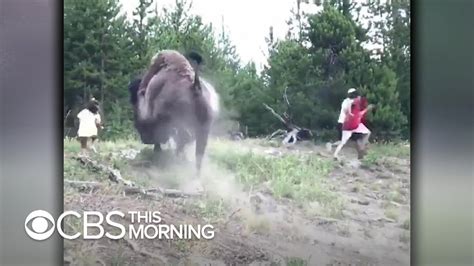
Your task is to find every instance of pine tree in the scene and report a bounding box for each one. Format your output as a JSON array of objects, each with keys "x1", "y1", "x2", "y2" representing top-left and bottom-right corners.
[
  {"x1": 364, "y1": 64, "x2": 407, "y2": 140},
  {"x1": 64, "y1": 0, "x2": 133, "y2": 135},
  {"x1": 129, "y1": 0, "x2": 155, "y2": 70}
]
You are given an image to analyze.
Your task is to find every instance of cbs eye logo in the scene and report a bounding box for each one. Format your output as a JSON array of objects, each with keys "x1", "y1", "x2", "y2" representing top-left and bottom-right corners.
[{"x1": 24, "y1": 210, "x2": 56, "y2": 241}]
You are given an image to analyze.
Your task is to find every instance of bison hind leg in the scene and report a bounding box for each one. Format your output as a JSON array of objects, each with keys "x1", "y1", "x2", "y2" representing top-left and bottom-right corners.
[
  {"x1": 153, "y1": 143, "x2": 162, "y2": 153},
  {"x1": 174, "y1": 128, "x2": 193, "y2": 161},
  {"x1": 194, "y1": 123, "x2": 211, "y2": 177}
]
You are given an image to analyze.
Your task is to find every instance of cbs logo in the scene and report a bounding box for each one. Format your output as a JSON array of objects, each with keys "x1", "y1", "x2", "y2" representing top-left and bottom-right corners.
[
  {"x1": 24, "y1": 210, "x2": 56, "y2": 241},
  {"x1": 25, "y1": 209, "x2": 127, "y2": 241}
]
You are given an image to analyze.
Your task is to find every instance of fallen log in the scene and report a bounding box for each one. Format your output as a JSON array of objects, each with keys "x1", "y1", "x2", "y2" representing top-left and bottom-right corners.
[
  {"x1": 266, "y1": 129, "x2": 287, "y2": 140},
  {"x1": 124, "y1": 187, "x2": 202, "y2": 198},
  {"x1": 73, "y1": 156, "x2": 135, "y2": 187},
  {"x1": 262, "y1": 102, "x2": 312, "y2": 144},
  {"x1": 71, "y1": 155, "x2": 202, "y2": 199},
  {"x1": 65, "y1": 179, "x2": 200, "y2": 199},
  {"x1": 64, "y1": 179, "x2": 105, "y2": 194}
]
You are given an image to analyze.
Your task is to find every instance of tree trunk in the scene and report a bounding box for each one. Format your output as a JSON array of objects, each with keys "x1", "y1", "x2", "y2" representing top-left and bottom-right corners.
[{"x1": 100, "y1": 56, "x2": 105, "y2": 104}]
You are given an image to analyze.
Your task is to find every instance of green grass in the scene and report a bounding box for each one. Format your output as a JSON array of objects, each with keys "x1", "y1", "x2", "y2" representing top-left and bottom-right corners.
[
  {"x1": 64, "y1": 158, "x2": 101, "y2": 182},
  {"x1": 384, "y1": 207, "x2": 399, "y2": 221},
  {"x1": 64, "y1": 137, "x2": 346, "y2": 217},
  {"x1": 64, "y1": 138, "x2": 153, "y2": 187},
  {"x1": 387, "y1": 190, "x2": 405, "y2": 204},
  {"x1": 64, "y1": 137, "x2": 145, "y2": 155},
  {"x1": 109, "y1": 246, "x2": 128, "y2": 266},
  {"x1": 208, "y1": 140, "x2": 344, "y2": 216},
  {"x1": 188, "y1": 194, "x2": 230, "y2": 223},
  {"x1": 64, "y1": 137, "x2": 82, "y2": 154},
  {"x1": 362, "y1": 141, "x2": 410, "y2": 167},
  {"x1": 285, "y1": 257, "x2": 309, "y2": 266}
]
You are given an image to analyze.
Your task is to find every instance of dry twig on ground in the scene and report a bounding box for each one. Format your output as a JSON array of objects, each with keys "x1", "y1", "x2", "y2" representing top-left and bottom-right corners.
[{"x1": 73, "y1": 156, "x2": 135, "y2": 187}]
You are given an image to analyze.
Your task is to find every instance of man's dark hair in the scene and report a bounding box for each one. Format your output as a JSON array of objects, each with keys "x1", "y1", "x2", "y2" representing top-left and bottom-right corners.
[
  {"x1": 348, "y1": 90, "x2": 359, "y2": 99},
  {"x1": 128, "y1": 78, "x2": 142, "y2": 105},
  {"x1": 186, "y1": 51, "x2": 204, "y2": 65}
]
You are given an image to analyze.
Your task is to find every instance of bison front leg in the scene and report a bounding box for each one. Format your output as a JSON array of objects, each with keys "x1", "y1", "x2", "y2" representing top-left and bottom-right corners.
[
  {"x1": 174, "y1": 128, "x2": 190, "y2": 161},
  {"x1": 152, "y1": 143, "x2": 162, "y2": 162},
  {"x1": 154, "y1": 143, "x2": 162, "y2": 153},
  {"x1": 195, "y1": 124, "x2": 210, "y2": 177}
]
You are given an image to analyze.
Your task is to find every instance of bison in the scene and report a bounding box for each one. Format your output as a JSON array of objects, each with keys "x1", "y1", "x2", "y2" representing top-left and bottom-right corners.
[{"x1": 128, "y1": 50, "x2": 219, "y2": 174}]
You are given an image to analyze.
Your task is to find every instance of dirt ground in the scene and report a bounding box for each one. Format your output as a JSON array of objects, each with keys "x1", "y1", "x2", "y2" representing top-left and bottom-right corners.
[{"x1": 63, "y1": 138, "x2": 410, "y2": 266}]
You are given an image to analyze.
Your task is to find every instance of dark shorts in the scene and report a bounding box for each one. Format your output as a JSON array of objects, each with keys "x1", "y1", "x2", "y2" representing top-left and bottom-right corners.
[
  {"x1": 77, "y1": 136, "x2": 97, "y2": 148},
  {"x1": 337, "y1": 123, "x2": 363, "y2": 141}
]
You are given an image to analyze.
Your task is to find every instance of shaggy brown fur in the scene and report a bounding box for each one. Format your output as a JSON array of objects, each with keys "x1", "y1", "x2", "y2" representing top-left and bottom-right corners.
[{"x1": 129, "y1": 50, "x2": 218, "y2": 175}]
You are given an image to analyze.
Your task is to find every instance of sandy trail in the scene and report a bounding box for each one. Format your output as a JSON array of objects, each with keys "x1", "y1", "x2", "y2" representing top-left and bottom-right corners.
[{"x1": 64, "y1": 139, "x2": 410, "y2": 265}]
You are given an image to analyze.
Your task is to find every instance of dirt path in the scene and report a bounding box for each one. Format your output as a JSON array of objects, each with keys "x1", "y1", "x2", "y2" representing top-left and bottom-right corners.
[{"x1": 64, "y1": 138, "x2": 410, "y2": 265}]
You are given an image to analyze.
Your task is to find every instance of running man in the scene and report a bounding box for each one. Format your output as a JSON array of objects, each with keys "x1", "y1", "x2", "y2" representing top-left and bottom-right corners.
[
  {"x1": 326, "y1": 88, "x2": 357, "y2": 151},
  {"x1": 333, "y1": 93, "x2": 374, "y2": 160}
]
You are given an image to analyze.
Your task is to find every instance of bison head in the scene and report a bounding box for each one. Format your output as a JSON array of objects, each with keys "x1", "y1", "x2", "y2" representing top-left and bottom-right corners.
[
  {"x1": 128, "y1": 78, "x2": 154, "y2": 144},
  {"x1": 128, "y1": 77, "x2": 173, "y2": 145}
]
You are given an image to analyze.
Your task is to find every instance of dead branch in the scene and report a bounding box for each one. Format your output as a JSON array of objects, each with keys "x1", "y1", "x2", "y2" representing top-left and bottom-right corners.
[
  {"x1": 377, "y1": 217, "x2": 396, "y2": 223},
  {"x1": 262, "y1": 103, "x2": 287, "y2": 125},
  {"x1": 223, "y1": 208, "x2": 242, "y2": 227},
  {"x1": 266, "y1": 129, "x2": 287, "y2": 140},
  {"x1": 124, "y1": 237, "x2": 168, "y2": 265},
  {"x1": 72, "y1": 156, "x2": 202, "y2": 200},
  {"x1": 73, "y1": 156, "x2": 135, "y2": 187},
  {"x1": 282, "y1": 128, "x2": 299, "y2": 145},
  {"x1": 64, "y1": 109, "x2": 71, "y2": 125},
  {"x1": 122, "y1": 187, "x2": 161, "y2": 201},
  {"x1": 315, "y1": 216, "x2": 342, "y2": 225},
  {"x1": 123, "y1": 187, "x2": 147, "y2": 195},
  {"x1": 283, "y1": 87, "x2": 290, "y2": 106},
  {"x1": 159, "y1": 188, "x2": 202, "y2": 198},
  {"x1": 64, "y1": 179, "x2": 199, "y2": 199},
  {"x1": 262, "y1": 103, "x2": 300, "y2": 131},
  {"x1": 64, "y1": 179, "x2": 103, "y2": 192},
  {"x1": 124, "y1": 187, "x2": 202, "y2": 198}
]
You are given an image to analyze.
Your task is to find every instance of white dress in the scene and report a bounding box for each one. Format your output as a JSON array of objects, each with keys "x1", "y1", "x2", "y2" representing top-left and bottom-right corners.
[{"x1": 77, "y1": 109, "x2": 101, "y2": 137}]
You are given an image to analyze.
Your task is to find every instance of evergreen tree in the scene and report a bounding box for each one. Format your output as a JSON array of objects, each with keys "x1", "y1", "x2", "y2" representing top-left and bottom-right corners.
[{"x1": 62, "y1": 0, "x2": 410, "y2": 141}]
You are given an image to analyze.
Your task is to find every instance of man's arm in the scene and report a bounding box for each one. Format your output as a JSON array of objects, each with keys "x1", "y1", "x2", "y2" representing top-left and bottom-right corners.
[
  {"x1": 360, "y1": 104, "x2": 375, "y2": 116},
  {"x1": 342, "y1": 99, "x2": 353, "y2": 117}
]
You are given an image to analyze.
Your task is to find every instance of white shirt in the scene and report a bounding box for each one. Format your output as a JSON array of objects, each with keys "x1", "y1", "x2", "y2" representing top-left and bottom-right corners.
[
  {"x1": 77, "y1": 109, "x2": 101, "y2": 137},
  {"x1": 337, "y1": 98, "x2": 353, "y2": 123}
]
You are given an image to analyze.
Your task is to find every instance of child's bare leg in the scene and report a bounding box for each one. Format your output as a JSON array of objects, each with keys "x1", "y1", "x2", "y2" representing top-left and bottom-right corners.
[
  {"x1": 334, "y1": 131, "x2": 352, "y2": 159},
  {"x1": 78, "y1": 137, "x2": 88, "y2": 156},
  {"x1": 90, "y1": 137, "x2": 98, "y2": 153}
]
